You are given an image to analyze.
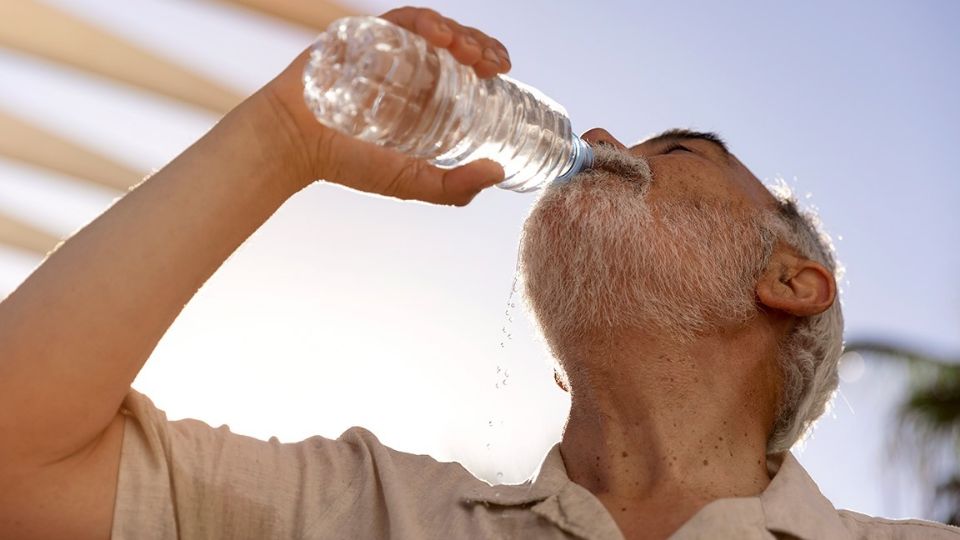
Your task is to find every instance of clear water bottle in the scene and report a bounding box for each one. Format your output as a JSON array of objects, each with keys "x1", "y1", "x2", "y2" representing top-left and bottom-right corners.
[{"x1": 302, "y1": 16, "x2": 593, "y2": 192}]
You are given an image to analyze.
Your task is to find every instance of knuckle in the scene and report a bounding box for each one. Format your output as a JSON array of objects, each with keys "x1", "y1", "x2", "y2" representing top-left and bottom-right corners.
[
  {"x1": 490, "y1": 38, "x2": 509, "y2": 57},
  {"x1": 389, "y1": 159, "x2": 422, "y2": 196},
  {"x1": 463, "y1": 25, "x2": 484, "y2": 39},
  {"x1": 418, "y1": 7, "x2": 441, "y2": 20},
  {"x1": 313, "y1": 126, "x2": 340, "y2": 179}
]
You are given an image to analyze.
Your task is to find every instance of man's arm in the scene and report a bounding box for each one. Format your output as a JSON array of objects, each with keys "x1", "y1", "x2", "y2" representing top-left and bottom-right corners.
[
  {"x1": 0, "y1": 7, "x2": 510, "y2": 539},
  {"x1": 0, "y1": 89, "x2": 324, "y2": 540}
]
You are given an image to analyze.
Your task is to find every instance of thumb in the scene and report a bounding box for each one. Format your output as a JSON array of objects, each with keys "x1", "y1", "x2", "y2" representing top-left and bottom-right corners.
[{"x1": 436, "y1": 159, "x2": 505, "y2": 206}]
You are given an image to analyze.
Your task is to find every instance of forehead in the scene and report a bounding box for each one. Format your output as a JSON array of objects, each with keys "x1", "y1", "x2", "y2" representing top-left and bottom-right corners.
[{"x1": 630, "y1": 132, "x2": 778, "y2": 210}]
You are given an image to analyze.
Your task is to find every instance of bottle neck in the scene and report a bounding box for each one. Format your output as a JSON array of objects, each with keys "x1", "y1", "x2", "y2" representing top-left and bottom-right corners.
[{"x1": 554, "y1": 136, "x2": 594, "y2": 184}]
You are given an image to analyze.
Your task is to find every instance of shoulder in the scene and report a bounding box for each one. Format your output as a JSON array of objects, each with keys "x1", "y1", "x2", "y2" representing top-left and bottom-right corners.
[
  {"x1": 336, "y1": 426, "x2": 484, "y2": 488},
  {"x1": 839, "y1": 509, "x2": 960, "y2": 539},
  {"x1": 120, "y1": 391, "x2": 479, "y2": 491},
  {"x1": 114, "y1": 393, "x2": 488, "y2": 538}
]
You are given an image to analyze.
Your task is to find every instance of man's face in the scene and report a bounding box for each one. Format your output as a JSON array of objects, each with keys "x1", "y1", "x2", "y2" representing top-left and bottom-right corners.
[
  {"x1": 519, "y1": 129, "x2": 782, "y2": 358},
  {"x1": 622, "y1": 129, "x2": 777, "y2": 214}
]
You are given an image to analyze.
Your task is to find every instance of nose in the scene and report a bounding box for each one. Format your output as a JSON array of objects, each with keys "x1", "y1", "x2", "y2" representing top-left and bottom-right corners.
[{"x1": 580, "y1": 128, "x2": 627, "y2": 150}]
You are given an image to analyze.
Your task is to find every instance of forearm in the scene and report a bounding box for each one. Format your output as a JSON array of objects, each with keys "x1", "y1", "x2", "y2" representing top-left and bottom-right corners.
[{"x1": 0, "y1": 92, "x2": 313, "y2": 465}]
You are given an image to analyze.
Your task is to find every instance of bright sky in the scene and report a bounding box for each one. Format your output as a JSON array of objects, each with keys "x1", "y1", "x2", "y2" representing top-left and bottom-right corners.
[{"x1": 1, "y1": 0, "x2": 958, "y2": 522}]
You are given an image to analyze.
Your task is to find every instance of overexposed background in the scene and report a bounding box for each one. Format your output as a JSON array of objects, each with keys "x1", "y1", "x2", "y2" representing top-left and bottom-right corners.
[{"x1": 1, "y1": 0, "x2": 958, "y2": 521}]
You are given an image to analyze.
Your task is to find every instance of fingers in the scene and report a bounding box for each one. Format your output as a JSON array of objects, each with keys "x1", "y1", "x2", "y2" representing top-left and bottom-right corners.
[
  {"x1": 389, "y1": 156, "x2": 504, "y2": 207},
  {"x1": 382, "y1": 7, "x2": 453, "y2": 48},
  {"x1": 317, "y1": 125, "x2": 504, "y2": 206},
  {"x1": 439, "y1": 158, "x2": 505, "y2": 206},
  {"x1": 394, "y1": 158, "x2": 504, "y2": 207},
  {"x1": 443, "y1": 24, "x2": 511, "y2": 78},
  {"x1": 448, "y1": 31, "x2": 484, "y2": 69},
  {"x1": 380, "y1": 7, "x2": 511, "y2": 79}
]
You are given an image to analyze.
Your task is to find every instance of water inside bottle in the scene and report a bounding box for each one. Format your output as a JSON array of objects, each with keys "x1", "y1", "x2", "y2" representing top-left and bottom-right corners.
[{"x1": 303, "y1": 16, "x2": 588, "y2": 192}]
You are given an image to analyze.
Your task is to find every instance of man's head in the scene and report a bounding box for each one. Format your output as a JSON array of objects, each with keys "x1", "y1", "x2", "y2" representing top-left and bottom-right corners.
[{"x1": 518, "y1": 128, "x2": 843, "y2": 454}]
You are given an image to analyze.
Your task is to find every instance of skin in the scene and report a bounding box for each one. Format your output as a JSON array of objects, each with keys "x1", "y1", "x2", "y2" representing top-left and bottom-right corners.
[
  {"x1": 0, "y1": 6, "x2": 835, "y2": 539},
  {"x1": 556, "y1": 132, "x2": 837, "y2": 539}
]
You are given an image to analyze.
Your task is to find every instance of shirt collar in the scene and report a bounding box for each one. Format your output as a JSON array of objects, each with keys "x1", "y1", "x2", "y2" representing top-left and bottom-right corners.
[
  {"x1": 461, "y1": 444, "x2": 624, "y2": 540},
  {"x1": 459, "y1": 443, "x2": 569, "y2": 506},
  {"x1": 670, "y1": 452, "x2": 851, "y2": 540},
  {"x1": 758, "y1": 452, "x2": 851, "y2": 539},
  {"x1": 461, "y1": 445, "x2": 850, "y2": 540}
]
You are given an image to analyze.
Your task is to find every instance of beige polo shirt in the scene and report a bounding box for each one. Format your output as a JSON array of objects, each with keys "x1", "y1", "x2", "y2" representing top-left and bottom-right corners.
[{"x1": 112, "y1": 390, "x2": 960, "y2": 539}]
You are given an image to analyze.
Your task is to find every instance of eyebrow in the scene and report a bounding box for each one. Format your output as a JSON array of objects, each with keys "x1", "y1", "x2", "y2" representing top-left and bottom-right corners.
[{"x1": 636, "y1": 128, "x2": 732, "y2": 157}]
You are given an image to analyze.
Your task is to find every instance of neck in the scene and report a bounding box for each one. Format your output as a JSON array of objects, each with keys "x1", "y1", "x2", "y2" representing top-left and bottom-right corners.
[{"x1": 557, "y1": 324, "x2": 779, "y2": 537}]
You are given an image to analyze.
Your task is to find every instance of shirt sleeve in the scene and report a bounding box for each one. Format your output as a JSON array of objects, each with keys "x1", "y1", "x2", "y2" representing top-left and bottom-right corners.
[
  {"x1": 110, "y1": 390, "x2": 488, "y2": 540},
  {"x1": 111, "y1": 390, "x2": 379, "y2": 540}
]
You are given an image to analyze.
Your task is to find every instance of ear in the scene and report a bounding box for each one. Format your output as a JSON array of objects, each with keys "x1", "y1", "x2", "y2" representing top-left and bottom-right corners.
[
  {"x1": 756, "y1": 248, "x2": 837, "y2": 317},
  {"x1": 553, "y1": 370, "x2": 569, "y2": 393}
]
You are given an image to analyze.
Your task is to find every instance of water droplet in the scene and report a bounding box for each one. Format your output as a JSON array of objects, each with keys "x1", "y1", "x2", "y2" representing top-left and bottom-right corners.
[
  {"x1": 501, "y1": 379, "x2": 508, "y2": 386},
  {"x1": 504, "y1": 369, "x2": 509, "y2": 377},
  {"x1": 486, "y1": 443, "x2": 491, "y2": 449},
  {"x1": 496, "y1": 365, "x2": 501, "y2": 374},
  {"x1": 488, "y1": 420, "x2": 494, "y2": 427},
  {"x1": 499, "y1": 275, "x2": 519, "y2": 349},
  {"x1": 496, "y1": 472, "x2": 504, "y2": 479},
  {"x1": 495, "y1": 382, "x2": 500, "y2": 389}
]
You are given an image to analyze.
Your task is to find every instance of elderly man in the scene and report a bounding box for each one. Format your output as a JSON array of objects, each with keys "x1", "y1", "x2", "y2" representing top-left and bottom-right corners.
[{"x1": 0, "y1": 6, "x2": 956, "y2": 540}]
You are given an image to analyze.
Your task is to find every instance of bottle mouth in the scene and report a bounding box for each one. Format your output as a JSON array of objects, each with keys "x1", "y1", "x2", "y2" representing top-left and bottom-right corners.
[{"x1": 554, "y1": 136, "x2": 594, "y2": 183}]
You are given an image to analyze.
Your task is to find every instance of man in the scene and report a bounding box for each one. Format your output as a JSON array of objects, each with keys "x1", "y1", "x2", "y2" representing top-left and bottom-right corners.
[{"x1": 0, "y1": 6, "x2": 955, "y2": 539}]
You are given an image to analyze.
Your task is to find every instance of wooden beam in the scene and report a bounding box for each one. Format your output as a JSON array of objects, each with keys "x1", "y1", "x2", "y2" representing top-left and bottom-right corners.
[
  {"x1": 0, "y1": 109, "x2": 143, "y2": 191},
  {"x1": 0, "y1": 211, "x2": 58, "y2": 255},
  {"x1": 218, "y1": 0, "x2": 357, "y2": 32},
  {"x1": 0, "y1": 0, "x2": 244, "y2": 114}
]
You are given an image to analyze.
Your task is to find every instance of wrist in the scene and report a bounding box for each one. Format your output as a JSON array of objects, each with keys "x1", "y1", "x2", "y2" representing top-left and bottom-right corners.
[
  {"x1": 227, "y1": 88, "x2": 320, "y2": 196},
  {"x1": 250, "y1": 46, "x2": 347, "y2": 193}
]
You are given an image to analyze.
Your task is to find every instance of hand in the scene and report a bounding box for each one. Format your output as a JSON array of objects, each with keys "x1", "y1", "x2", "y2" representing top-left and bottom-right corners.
[{"x1": 257, "y1": 6, "x2": 513, "y2": 206}]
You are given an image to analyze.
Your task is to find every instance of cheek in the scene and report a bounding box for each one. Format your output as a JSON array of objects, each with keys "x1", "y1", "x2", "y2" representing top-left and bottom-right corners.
[{"x1": 647, "y1": 159, "x2": 744, "y2": 205}]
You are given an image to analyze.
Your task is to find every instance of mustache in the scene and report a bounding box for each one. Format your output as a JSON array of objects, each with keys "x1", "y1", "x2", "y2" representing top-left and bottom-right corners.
[{"x1": 576, "y1": 144, "x2": 653, "y2": 185}]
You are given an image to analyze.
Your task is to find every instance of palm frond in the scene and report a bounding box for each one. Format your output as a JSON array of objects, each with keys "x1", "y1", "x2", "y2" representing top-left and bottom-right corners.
[{"x1": 844, "y1": 338, "x2": 960, "y2": 525}]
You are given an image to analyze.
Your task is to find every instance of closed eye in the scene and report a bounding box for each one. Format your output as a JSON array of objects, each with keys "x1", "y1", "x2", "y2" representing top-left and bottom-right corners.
[{"x1": 662, "y1": 143, "x2": 693, "y2": 154}]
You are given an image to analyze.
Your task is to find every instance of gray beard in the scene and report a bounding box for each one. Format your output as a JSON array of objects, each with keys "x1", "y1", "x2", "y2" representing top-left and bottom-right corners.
[{"x1": 519, "y1": 145, "x2": 777, "y2": 352}]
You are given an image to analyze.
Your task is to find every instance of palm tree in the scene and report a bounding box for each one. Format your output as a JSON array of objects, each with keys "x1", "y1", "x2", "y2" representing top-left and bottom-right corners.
[{"x1": 844, "y1": 339, "x2": 960, "y2": 525}]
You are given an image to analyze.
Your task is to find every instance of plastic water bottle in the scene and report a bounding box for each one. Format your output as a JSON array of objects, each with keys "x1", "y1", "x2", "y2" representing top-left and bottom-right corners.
[{"x1": 302, "y1": 16, "x2": 593, "y2": 192}]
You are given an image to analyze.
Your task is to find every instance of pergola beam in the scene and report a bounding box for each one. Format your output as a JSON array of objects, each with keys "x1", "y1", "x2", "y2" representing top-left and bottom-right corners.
[
  {"x1": 0, "y1": 0, "x2": 244, "y2": 114},
  {"x1": 218, "y1": 0, "x2": 357, "y2": 32},
  {"x1": 0, "y1": 0, "x2": 359, "y2": 256},
  {"x1": 0, "y1": 211, "x2": 58, "y2": 256},
  {"x1": 0, "y1": 109, "x2": 143, "y2": 191}
]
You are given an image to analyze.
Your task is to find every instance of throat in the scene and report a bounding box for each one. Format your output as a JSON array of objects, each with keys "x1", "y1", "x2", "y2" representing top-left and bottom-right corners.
[
  {"x1": 557, "y1": 358, "x2": 774, "y2": 538},
  {"x1": 597, "y1": 492, "x2": 713, "y2": 540},
  {"x1": 563, "y1": 431, "x2": 771, "y2": 540},
  {"x1": 553, "y1": 325, "x2": 781, "y2": 538}
]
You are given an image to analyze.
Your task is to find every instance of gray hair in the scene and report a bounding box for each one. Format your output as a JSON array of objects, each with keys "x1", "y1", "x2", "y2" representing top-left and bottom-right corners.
[{"x1": 764, "y1": 184, "x2": 845, "y2": 454}]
